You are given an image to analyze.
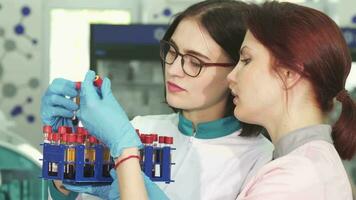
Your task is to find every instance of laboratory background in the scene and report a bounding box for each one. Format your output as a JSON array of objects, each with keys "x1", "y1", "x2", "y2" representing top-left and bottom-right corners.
[{"x1": 0, "y1": 0, "x2": 355, "y2": 199}]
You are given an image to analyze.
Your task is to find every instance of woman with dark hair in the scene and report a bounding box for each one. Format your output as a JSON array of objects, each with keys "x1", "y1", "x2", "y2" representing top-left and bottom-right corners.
[
  {"x1": 227, "y1": 1, "x2": 355, "y2": 199},
  {"x1": 41, "y1": 1, "x2": 273, "y2": 199}
]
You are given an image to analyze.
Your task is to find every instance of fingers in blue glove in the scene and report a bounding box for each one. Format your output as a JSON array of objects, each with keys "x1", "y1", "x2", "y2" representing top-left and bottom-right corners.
[
  {"x1": 81, "y1": 70, "x2": 100, "y2": 102},
  {"x1": 49, "y1": 106, "x2": 76, "y2": 119},
  {"x1": 101, "y1": 77, "x2": 115, "y2": 100},
  {"x1": 43, "y1": 94, "x2": 78, "y2": 111},
  {"x1": 47, "y1": 78, "x2": 78, "y2": 97}
]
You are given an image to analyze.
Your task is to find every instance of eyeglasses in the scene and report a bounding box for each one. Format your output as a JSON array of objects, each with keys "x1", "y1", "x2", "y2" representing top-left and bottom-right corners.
[{"x1": 159, "y1": 40, "x2": 236, "y2": 77}]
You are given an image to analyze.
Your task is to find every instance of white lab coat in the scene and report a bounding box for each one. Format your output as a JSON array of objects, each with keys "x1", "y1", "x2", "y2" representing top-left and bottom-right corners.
[{"x1": 132, "y1": 113, "x2": 273, "y2": 200}]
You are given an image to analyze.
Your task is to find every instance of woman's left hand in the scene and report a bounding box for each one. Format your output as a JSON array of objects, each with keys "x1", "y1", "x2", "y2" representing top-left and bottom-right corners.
[{"x1": 77, "y1": 70, "x2": 142, "y2": 158}]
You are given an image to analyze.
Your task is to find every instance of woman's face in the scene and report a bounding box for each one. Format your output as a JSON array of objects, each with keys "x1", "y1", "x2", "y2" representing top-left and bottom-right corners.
[
  {"x1": 165, "y1": 18, "x2": 233, "y2": 111},
  {"x1": 227, "y1": 30, "x2": 284, "y2": 125}
]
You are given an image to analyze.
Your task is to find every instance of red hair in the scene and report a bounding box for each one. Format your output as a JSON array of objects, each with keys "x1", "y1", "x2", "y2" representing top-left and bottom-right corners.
[{"x1": 246, "y1": 1, "x2": 356, "y2": 160}]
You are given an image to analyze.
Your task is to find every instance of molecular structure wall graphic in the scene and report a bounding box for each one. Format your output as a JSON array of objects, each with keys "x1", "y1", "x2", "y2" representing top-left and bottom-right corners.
[
  {"x1": 153, "y1": 7, "x2": 173, "y2": 19},
  {"x1": 0, "y1": 3, "x2": 40, "y2": 124}
]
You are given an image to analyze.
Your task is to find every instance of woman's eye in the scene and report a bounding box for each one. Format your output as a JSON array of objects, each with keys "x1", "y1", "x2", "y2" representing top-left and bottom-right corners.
[
  {"x1": 240, "y1": 58, "x2": 251, "y2": 65},
  {"x1": 190, "y1": 61, "x2": 201, "y2": 68}
]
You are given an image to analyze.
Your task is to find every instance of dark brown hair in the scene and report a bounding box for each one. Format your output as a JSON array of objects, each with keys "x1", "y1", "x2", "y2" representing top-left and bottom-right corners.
[{"x1": 162, "y1": 0, "x2": 264, "y2": 137}]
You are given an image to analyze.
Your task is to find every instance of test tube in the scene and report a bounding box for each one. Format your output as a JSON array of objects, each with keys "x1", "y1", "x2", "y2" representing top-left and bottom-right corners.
[
  {"x1": 47, "y1": 132, "x2": 53, "y2": 175},
  {"x1": 84, "y1": 135, "x2": 96, "y2": 177},
  {"x1": 73, "y1": 76, "x2": 103, "y2": 125},
  {"x1": 153, "y1": 136, "x2": 165, "y2": 178},
  {"x1": 139, "y1": 134, "x2": 147, "y2": 169},
  {"x1": 64, "y1": 133, "x2": 77, "y2": 180},
  {"x1": 48, "y1": 133, "x2": 60, "y2": 176},
  {"x1": 165, "y1": 136, "x2": 174, "y2": 163},
  {"x1": 101, "y1": 137, "x2": 111, "y2": 177}
]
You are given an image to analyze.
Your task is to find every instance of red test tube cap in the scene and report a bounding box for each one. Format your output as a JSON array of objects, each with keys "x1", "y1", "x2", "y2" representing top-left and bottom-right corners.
[
  {"x1": 61, "y1": 133, "x2": 68, "y2": 143},
  {"x1": 151, "y1": 134, "x2": 158, "y2": 141},
  {"x1": 67, "y1": 134, "x2": 77, "y2": 143},
  {"x1": 146, "y1": 135, "x2": 154, "y2": 144},
  {"x1": 52, "y1": 133, "x2": 60, "y2": 142},
  {"x1": 89, "y1": 136, "x2": 97, "y2": 144},
  {"x1": 77, "y1": 127, "x2": 86, "y2": 135},
  {"x1": 43, "y1": 125, "x2": 52, "y2": 133},
  {"x1": 158, "y1": 136, "x2": 165, "y2": 143},
  {"x1": 58, "y1": 126, "x2": 68, "y2": 134},
  {"x1": 65, "y1": 126, "x2": 73, "y2": 133},
  {"x1": 76, "y1": 134, "x2": 84, "y2": 144},
  {"x1": 94, "y1": 75, "x2": 103, "y2": 87},
  {"x1": 75, "y1": 82, "x2": 81, "y2": 90},
  {"x1": 165, "y1": 136, "x2": 173, "y2": 144}
]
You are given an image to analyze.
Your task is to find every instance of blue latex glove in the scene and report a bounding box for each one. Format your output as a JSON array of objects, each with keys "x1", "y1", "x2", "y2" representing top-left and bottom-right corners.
[
  {"x1": 62, "y1": 182, "x2": 112, "y2": 199},
  {"x1": 41, "y1": 78, "x2": 79, "y2": 131},
  {"x1": 77, "y1": 70, "x2": 142, "y2": 158},
  {"x1": 108, "y1": 169, "x2": 169, "y2": 200}
]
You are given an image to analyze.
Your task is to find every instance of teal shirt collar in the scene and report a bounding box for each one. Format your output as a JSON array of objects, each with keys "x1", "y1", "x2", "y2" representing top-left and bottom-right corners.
[{"x1": 178, "y1": 112, "x2": 241, "y2": 139}]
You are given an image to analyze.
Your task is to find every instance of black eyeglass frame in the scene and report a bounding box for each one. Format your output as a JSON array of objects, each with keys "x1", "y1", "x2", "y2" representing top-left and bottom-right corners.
[{"x1": 159, "y1": 40, "x2": 236, "y2": 77}]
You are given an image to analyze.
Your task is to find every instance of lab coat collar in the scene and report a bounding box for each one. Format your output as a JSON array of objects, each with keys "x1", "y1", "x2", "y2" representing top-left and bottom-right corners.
[
  {"x1": 273, "y1": 124, "x2": 333, "y2": 159},
  {"x1": 178, "y1": 112, "x2": 241, "y2": 139}
]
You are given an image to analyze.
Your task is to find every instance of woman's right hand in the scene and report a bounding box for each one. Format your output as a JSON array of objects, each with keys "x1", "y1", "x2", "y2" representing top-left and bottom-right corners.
[{"x1": 40, "y1": 78, "x2": 79, "y2": 130}]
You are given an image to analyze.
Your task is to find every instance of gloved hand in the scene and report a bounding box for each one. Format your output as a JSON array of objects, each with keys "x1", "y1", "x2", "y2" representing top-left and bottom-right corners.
[
  {"x1": 62, "y1": 182, "x2": 112, "y2": 199},
  {"x1": 77, "y1": 70, "x2": 142, "y2": 158},
  {"x1": 41, "y1": 78, "x2": 79, "y2": 131},
  {"x1": 108, "y1": 169, "x2": 169, "y2": 200}
]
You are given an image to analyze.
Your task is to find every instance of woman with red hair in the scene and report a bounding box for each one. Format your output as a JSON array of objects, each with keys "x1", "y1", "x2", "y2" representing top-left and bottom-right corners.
[{"x1": 228, "y1": 1, "x2": 355, "y2": 199}]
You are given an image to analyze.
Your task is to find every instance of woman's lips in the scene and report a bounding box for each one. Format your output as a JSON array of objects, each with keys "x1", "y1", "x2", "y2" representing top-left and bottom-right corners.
[
  {"x1": 167, "y1": 81, "x2": 185, "y2": 92},
  {"x1": 233, "y1": 96, "x2": 239, "y2": 105},
  {"x1": 230, "y1": 89, "x2": 239, "y2": 105}
]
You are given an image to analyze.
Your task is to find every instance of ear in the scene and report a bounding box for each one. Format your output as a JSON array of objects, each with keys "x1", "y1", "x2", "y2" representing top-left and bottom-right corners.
[{"x1": 279, "y1": 66, "x2": 302, "y2": 90}]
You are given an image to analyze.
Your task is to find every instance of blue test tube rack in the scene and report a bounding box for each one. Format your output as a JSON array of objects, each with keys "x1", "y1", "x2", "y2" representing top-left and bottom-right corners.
[
  {"x1": 141, "y1": 146, "x2": 175, "y2": 184},
  {"x1": 40, "y1": 143, "x2": 175, "y2": 183},
  {"x1": 40, "y1": 143, "x2": 113, "y2": 183}
]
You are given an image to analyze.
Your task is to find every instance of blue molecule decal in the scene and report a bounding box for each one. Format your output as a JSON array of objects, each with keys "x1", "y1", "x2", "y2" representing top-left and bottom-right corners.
[
  {"x1": 14, "y1": 24, "x2": 25, "y2": 35},
  {"x1": 352, "y1": 15, "x2": 356, "y2": 24},
  {"x1": 11, "y1": 105, "x2": 23, "y2": 117},
  {"x1": 26, "y1": 97, "x2": 33, "y2": 103},
  {"x1": 22, "y1": 6, "x2": 31, "y2": 16},
  {"x1": 163, "y1": 8, "x2": 172, "y2": 17},
  {"x1": 27, "y1": 115, "x2": 35, "y2": 123}
]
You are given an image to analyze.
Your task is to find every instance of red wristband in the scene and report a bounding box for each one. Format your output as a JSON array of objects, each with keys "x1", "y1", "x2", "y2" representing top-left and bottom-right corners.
[{"x1": 114, "y1": 155, "x2": 140, "y2": 169}]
